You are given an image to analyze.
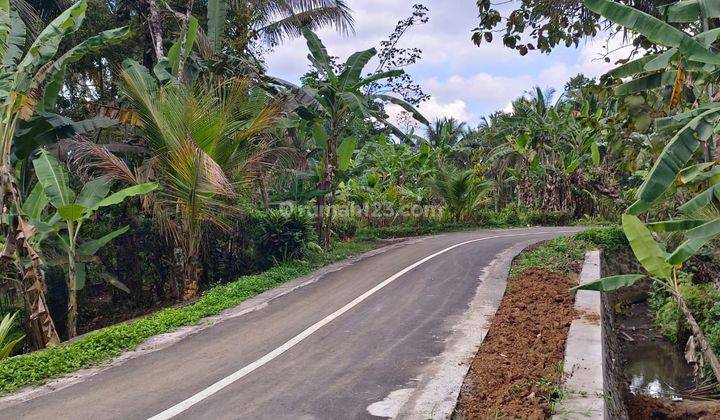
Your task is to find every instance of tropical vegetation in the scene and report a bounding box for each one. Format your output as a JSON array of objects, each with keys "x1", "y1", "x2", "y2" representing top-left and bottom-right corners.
[{"x1": 0, "y1": 0, "x2": 719, "y2": 403}]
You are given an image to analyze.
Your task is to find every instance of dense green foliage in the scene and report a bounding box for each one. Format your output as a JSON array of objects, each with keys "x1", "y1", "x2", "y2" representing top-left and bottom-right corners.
[
  {"x1": 2, "y1": 0, "x2": 720, "y2": 395},
  {"x1": 650, "y1": 274, "x2": 720, "y2": 345},
  {"x1": 253, "y1": 207, "x2": 317, "y2": 265}
]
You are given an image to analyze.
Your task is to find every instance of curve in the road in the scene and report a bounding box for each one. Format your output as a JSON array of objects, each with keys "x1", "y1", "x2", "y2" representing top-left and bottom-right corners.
[
  {"x1": 0, "y1": 227, "x2": 581, "y2": 420},
  {"x1": 148, "y1": 230, "x2": 574, "y2": 420}
]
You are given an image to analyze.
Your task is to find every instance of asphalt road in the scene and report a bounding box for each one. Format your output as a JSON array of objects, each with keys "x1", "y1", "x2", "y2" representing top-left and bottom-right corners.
[{"x1": 0, "y1": 227, "x2": 580, "y2": 420}]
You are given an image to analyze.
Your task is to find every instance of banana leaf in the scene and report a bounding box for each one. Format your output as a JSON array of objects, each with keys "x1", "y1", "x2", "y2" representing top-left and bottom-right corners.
[
  {"x1": 668, "y1": 218, "x2": 720, "y2": 264},
  {"x1": 302, "y1": 27, "x2": 337, "y2": 84},
  {"x1": 338, "y1": 91, "x2": 369, "y2": 119},
  {"x1": 571, "y1": 274, "x2": 646, "y2": 293},
  {"x1": 646, "y1": 219, "x2": 708, "y2": 232},
  {"x1": 584, "y1": 0, "x2": 720, "y2": 65},
  {"x1": 22, "y1": 182, "x2": 49, "y2": 220},
  {"x1": 371, "y1": 94, "x2": 430, "y2": 126},
  {"x1": 608, "y1": 54, "x2": 660, "y2": 78},
  {"x1": 622, "y1": 213, "x2": 672, "y2": 280},
  {"x1": 630, "y1": 106, "x2": 720, "y2": 214},
  {"x1": 678, "y1": 162, "x2": 716, "y2": 183},
  {"x1": 616, "y1": 70, "x2": 677, "y2": 96},
  {"x1": 338, "y1": 48, "x2": 376, "y2": 90},
  {"x1": 655, "y1": 103, "x2": 720, "y2": 132},
  {"x1": 87, "y1": 183, "x2": 158, "y2": 212},
  {"x1": 32, "y1": 150, "x2": 74, "y2": 208},
  {"x1": 77, "y1": 226, "x2": 130, "y2": 257},
  {"x1": 2, "y1": 10, "x2": 25, "y2": 69},
  {"x1": 352, "y1": 69, "x2": 404, "y2": 89},
  {"x1": 37, "y1": 26, "x2": 131, "y2": 112},
  {"x1": 168, "y1": 16, "x2": 198, "y2": 75},
  {"x1": 14, "y1": 0, "x2": 87, "y2": 92},
  {"x1": 12, "y1": 112, "x2": 117, "y2": 161},
  {"x1": 678, "y1": 184, "x2": 720, "y2": 214},
  {"x1": 659, "y1": 0, "x2": 720, "y2": 23},
  {"x1": 337, "y1": 136, "x2": 357, "y2": 172}
]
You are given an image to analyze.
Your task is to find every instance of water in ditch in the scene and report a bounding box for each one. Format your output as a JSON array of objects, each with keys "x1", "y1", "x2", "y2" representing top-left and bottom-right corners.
[{"x1": 620, "y1": 298, "x2": 696, "y2": 398}]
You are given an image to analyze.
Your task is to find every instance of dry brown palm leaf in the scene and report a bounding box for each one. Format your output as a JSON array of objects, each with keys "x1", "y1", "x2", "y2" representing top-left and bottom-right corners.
[{"x1": 65, "y1": 139, "x2": 156, "y2": 212}]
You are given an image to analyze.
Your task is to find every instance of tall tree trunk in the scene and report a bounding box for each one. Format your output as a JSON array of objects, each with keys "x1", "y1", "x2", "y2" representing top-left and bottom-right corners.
[
  {"x1": 66, "y1": 289, "x2": 78, "y2": 339},
  {"x1": 66, "y1": 224, "x2": 79, "y2": 339},
  {"x1": 147, "y1": 0, "x2": 165, "y2": 62},
  {"x1": 258, "y1": 175, "x2": 270, "y2": 208},
  {"x1": 318, "y1": 137, "x2": 336, "y2": 249},
  {"x1": 676, "y1": 291, "x2": 720, "y2": 381},
  {"x1": 0, "y1": 166, "x2": 60, "y2": 348},
  {"x1": 181, "y1": 253, "x2": 201, "y2": 302},
  {"x1": 176, "y1": 0, "x2": 195, "y2": 84},
  {"x1": 315, "y1": 195, "x2": 325, "y2": 243}
]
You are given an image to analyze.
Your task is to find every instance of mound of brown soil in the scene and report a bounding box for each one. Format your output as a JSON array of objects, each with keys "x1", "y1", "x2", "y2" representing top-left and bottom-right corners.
[{"x1": 454, "y1": 268, "x2": 577, "y2": 419}]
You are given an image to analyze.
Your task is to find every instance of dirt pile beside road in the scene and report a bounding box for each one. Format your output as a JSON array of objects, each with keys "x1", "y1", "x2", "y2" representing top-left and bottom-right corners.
[{"x1": 454, "y1": 268, "x2": 576, "y2": 419}]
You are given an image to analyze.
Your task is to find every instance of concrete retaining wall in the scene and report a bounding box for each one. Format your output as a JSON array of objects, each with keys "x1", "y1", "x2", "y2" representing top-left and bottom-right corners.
[{"x1": 553, "y1": 250, "x2": 606, "y2": 420}]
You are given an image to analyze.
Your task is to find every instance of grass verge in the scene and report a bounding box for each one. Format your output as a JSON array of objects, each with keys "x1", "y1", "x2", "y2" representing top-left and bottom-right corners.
[
  {"x1": 509, "y1": 225, "x2": 627, "y2": 277},
  {"x1": 0, "y1": 240, "x2": 376, "y2": 393}
]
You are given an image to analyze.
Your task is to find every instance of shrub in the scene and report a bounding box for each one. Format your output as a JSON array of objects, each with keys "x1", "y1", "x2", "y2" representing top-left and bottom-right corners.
[
  {"x1": 573, "y1": 225, "x2": 627, "y2": 250},
  {"x1": 649, "y1": 274, "x2": 720, "y2": 350},
  {"x1": 254, "y1": 207, "x2": 316, "y2": 265},
  {"x1": 526, "y1": 210, "x2": 572, "y2": 226},
  {"x1": 511, "y1": 236, "x2": 591, "y2": 276},
  {"x1": 497, "y1": 205, "x2": 522, "y2": 226},
  {"x1": 333, "y1": 217, "x2": 359, "y2": 241}
]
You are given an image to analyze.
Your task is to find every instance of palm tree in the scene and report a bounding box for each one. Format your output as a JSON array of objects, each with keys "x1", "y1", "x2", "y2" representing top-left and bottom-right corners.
[
  {"x1": 266, "y1": 28, "x2": 428, "y2": 247},
  {"x1": 71, "y1": 64, "x2": 281, "y2": 301},
  {"x1": 218, "y1": 0, "x2": 354, "y2": 54},
  {"x1": 425, "y1": 117, "x2": 467, "y2": 148},
  {"x1": 429, "y1": 168, "x2": 491, "y2": 222}
]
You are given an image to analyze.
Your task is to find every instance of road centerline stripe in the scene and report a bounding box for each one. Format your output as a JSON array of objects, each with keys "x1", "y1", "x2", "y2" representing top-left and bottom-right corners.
[{"x1": 147, "y1": 230, "x2": 575, "y2": 420}]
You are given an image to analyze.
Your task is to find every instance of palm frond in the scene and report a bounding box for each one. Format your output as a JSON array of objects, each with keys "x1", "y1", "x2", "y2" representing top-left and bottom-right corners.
[{"x1": 245, "y1": 0, "x2": 354, "y2": 46}]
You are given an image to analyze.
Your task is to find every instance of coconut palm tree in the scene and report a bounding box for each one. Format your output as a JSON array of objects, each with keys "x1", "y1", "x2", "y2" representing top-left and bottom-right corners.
[
  {"x1": 425, "y1": 117, "x2": 467, "y2": 149},
  {"x1": 71, "y1": 63, "x2": 282, "y2": 301},
  {"x1": 429, "y1": 168, "x2": 492, "y2": 222},
  {"x1": 208, "y1": 0, "x2": 354, "y2": 55}
]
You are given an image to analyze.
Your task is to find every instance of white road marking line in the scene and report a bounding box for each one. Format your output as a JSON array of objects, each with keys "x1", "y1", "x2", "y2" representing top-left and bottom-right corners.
[{"x1": 147, "y1": 230, "x2": 576, "y2": 420}]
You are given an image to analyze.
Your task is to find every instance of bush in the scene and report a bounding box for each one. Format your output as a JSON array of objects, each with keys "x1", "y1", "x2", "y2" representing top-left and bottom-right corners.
[
  {"x1": 511, "y1": 236, "x2": 590, "y2": 276},
  {"x1": 649, "y1": 273, "x2": 720, "y2": 350},
  {"x1": 254, "y1": 207, "x2": 316, "y2": 265},
  {"x1": 573, "y1": 225, "x2": 627, "y2": 250},
  {"x1": 499, "y1": 206, "x2": 522, "y2": 226},
  {"x1": 525, "y1": 210, "x2": 572, "y2": 226},
  {"x1": 333, "y1": 217, "x2": 359, "y2": 241}
]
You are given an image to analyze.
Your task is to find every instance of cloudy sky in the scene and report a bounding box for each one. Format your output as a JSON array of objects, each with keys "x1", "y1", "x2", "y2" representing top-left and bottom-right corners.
[{"x1": 265, "y1": 0, "x2": 622, "y2": 126}]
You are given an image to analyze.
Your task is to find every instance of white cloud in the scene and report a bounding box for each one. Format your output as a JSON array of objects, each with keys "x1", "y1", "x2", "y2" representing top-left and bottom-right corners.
[
  {"x1": 418, "y1": 97, "x2": 473, "y2": 122},
  {"x1": 264, "y1": 1, "x2": 633, "y2": 124}
]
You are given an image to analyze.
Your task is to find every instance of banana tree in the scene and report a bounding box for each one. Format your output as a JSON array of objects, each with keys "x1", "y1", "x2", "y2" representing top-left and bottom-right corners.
[
  {"x1": 576, "y1": 0, "x2": 720, "y2": 383},
  {"x1": 0, "y1": 0, "x2": 130, "y2": 348},
  {"x1": 574, "y1": 214, "x2": 720, "y2": 381},
  {"x1": 27, "y1": 151, "x2": 157, "y2": 338},
  {"x1": 595, "y1": 0, "x2": 720, "y2": 161},
  {"x1": 268, "y1": 28, "x2": 429, "y2": 247}
]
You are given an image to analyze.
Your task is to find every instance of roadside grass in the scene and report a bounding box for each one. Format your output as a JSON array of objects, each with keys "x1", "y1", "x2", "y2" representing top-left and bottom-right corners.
[
  {"x1": 0, "y1": 240, "x2": 376, "y2": 393},
  {"x1": 509, "y1": 225, "x2": 626, "y2": 277}
]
